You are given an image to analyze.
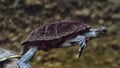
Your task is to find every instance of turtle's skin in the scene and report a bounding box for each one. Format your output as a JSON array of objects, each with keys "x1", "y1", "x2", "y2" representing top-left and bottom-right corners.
[
  {"x1": 0, "y1": 47, "x2": 20, "y2": 68},
  {"x1": 18, "y1": 20, "x2": 107, "y2": 68}
]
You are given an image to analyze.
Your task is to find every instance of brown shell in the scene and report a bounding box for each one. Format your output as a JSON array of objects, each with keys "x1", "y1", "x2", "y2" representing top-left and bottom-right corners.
[{"x1": 22, "y1": 20, "x2": 90, "y2": 46}]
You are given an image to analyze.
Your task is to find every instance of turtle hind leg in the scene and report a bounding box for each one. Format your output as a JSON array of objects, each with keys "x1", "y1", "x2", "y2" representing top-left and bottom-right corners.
[{"x1": 17, "y1": 46, "x2": 38, "y2": 68}]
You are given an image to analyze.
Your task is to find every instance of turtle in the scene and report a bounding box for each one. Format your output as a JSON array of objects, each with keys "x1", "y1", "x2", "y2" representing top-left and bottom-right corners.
[
  {"x1": 17, "y1": 20, "x2": 107, "y2": 68},
  {"x1": 0, "y1": 47, "x2": 20, "y2": 68}
]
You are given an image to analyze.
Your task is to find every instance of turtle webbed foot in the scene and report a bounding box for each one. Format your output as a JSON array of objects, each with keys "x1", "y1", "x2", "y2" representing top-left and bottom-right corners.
[{"x1": 76, "y1": 35, "x2": 87, "y2": 58}]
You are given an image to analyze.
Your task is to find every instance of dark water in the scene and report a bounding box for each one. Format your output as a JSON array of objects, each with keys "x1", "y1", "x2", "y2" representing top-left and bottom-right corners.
[{"x1": 0, "y1": 0, "x2": 120, "y2": 68}]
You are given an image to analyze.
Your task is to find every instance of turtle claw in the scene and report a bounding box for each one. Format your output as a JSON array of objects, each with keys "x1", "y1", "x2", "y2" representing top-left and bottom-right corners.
[
  {"x1": 77, "y1": 35, "x2": 86, "y2": 48},
  {"x1": 76, "y1": 47, "x2": 84, "y2": 58},
  {"x1": 78, "y1": 40, "x2": 86, "y2": 48}
]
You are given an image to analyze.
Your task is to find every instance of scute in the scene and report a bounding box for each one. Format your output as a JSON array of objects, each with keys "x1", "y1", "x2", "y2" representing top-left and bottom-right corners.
[
  {"x1": 22, "y1": 20, "x2": 90, "y2": 45},
  {"x1": 0, "y1": 47, "x2": 20, "y2": 62}
]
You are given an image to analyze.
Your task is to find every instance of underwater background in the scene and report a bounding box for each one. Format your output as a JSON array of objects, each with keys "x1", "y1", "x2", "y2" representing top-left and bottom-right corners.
[{"x1": 0, "y1": 0, "x2": 120, "y2": 68}]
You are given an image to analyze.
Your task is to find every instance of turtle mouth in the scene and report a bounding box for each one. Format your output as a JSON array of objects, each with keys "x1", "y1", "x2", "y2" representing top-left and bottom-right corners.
[{"x1": 99, "y1": 31, "x2": 107, "y2": 35}]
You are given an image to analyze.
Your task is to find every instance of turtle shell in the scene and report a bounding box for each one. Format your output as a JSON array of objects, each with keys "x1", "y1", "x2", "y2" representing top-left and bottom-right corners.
[
  {"x1": 0, "y1": 47, "x2": 20, "y2": 62},
  {"x1": 21, "y1": 20, "x2": 90, "y2": 50}
]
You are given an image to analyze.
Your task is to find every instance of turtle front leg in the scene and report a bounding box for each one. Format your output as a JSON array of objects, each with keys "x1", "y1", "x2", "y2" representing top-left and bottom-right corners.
[
  {"x1": 75, "y1": 35, "x2": 87, "y2": 58},
  {"x1": 61, "y1": 35, "x2": 87, "y2": 58},
  {"x1": 17, "y1": 46, "x2": 38, "y2": 68}
]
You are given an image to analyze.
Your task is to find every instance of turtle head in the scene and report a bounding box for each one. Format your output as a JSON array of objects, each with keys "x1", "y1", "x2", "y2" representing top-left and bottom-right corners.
[
  {"x1": 95, "y1": 26, "x2": 107, "y2": 37},
  {"x1": 84, "y1": 26, "x2": 107, "y2": 38}
]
